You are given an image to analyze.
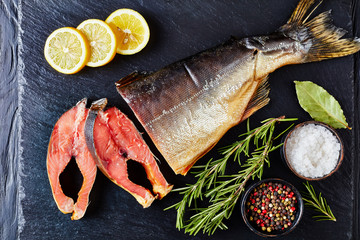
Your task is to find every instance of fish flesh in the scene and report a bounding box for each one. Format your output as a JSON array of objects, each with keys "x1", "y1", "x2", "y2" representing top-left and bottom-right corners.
[
  {"x1": 47, "y1": 99, "x2": 172, "y2": 219},
  {"x1": 116, "y1": 0, "x2": 360, "y2": 175},
  {"x1": 84, "y1": 99, "x2": 173, "y2": 207},
  {"x1": 47, "y1": 99, "x2": 96, "y2": 220}
]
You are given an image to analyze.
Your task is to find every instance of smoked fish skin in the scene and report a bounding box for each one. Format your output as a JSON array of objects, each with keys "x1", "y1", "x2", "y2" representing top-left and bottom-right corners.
[
  {"x1": 118, "y1": 39, "x2": 274, "y2": 175},
  {"x1": 117, "y1": 0, "x2": 360, "y2": 175}
]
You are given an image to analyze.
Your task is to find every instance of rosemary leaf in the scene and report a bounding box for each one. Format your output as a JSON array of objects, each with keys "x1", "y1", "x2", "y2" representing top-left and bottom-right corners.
[
  {"x1": 165, "y1": 116, "x2": 297, "y2": 235},
  {"x1": 302, "y1": 181, "x2": 337, "y2": 222}
]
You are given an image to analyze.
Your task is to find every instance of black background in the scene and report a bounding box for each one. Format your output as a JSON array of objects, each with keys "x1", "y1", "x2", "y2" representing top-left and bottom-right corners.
[{"x1": 1, "y1": 0, "x2": 359, "y2": 239}]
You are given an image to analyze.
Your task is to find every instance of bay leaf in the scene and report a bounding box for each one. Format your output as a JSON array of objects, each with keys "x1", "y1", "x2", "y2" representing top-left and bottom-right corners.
[{"x1": 294, "y1": 81, "x2": 349, "y2": 129}]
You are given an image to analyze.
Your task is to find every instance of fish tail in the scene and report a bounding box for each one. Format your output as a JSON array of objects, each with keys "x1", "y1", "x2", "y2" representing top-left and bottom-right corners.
[{"x1": 283, "y1": 0, "x2": 360, "y2": 62}]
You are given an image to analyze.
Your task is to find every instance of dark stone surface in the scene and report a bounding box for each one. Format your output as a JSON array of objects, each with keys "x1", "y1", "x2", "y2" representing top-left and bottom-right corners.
[
  {"x1": 1, "y1": 0, "x2": 359, "y2": 239},
  {"x1": 0, "y1": 1, "x2": 21, "y2": 239}
]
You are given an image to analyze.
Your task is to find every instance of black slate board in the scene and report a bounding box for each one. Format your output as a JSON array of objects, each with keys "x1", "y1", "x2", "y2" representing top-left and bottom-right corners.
[{"x1": 1, "y1": 0, "x2": 359, "y2": 239}]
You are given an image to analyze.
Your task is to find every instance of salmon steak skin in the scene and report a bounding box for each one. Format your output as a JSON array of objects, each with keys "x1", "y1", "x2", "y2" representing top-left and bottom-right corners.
[
  {"x1": 116, "y1": 0, "x2": 360, "y2": 175},
  {"x1": 47, "y1": 99, "x2": 97, "y2": 220},
  {"x1": 84, "y1": 99, "x2": 173, "y2": 208}
]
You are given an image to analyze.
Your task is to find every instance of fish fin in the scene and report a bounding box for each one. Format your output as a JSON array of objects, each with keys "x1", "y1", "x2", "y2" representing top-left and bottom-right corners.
[
  {"x1": 90, "y1": 98, "x2": 108, "y2": 111},
  {"x1": 287, "y1": 0, "x2": 318, "y2": 26},
  {"x1": 115, "y1": 71, "x2": 148, "y2": 89},
  {"x1": 241, "y1": 77, "x2": 270, "y2": 122},
  {"x1": 77, "y1": 98, "x2": 87, "y2": 106},
  {"x1": 284, "y1": 0, "x2": 360, "y2": 61},
  {"x1": 303, "y1": 11, "x2": 360, "y2": 61}
]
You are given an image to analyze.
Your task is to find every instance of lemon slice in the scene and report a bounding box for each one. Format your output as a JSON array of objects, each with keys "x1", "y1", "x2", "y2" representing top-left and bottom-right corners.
[
  {"x1": 77, "y1": 19, "x2": 117, "y2": 67},
  {"x1": 106, "y1": 9, "x2": 150, "y2": 55},
  {"x1": 44, "y1": 27, "x2": 90, "y2": 74}
]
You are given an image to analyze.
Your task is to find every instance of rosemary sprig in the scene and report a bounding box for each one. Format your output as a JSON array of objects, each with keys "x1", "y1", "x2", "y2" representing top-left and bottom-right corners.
[
  {"x1": 302, "y1": 181, "x2": 336, "y2": 222},
  {"x1": 165, "y1": 116, "x2": 296, "y2": 235}
]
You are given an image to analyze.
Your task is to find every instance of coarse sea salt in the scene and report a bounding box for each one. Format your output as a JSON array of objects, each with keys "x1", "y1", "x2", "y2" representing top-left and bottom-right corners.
[{"x1": 285, "y1": 123, "x2": 340, "y2": 178}]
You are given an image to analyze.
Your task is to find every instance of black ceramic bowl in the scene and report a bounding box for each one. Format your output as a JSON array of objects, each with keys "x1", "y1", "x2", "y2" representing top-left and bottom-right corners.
[
  {"x1": 241, "y1": 178, "x2": 304, "y2": 238},
  {"x1": 281, "y1": 121, "x2": 344, "y2": 181}
]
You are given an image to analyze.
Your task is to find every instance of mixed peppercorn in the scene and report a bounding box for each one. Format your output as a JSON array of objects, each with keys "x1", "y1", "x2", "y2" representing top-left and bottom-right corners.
[{"x1": 246, "y1": 181, "x2": 298, "y2": 233}]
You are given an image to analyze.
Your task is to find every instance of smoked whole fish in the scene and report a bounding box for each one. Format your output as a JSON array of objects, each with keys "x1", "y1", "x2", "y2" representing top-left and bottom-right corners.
[{"x1": 116, "y1": 0, "x2": 360, "y2": 175}]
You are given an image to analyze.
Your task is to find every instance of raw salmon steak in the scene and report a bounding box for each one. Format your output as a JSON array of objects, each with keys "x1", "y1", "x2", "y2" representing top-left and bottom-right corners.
[
  {"x1": 47, "y1": 99, "x2": 97, "y2": 220},
  {"x1": 116, "y1": 0, "x2": 360, "y2": 175},
  {"x1": 85, "y1": 99, "x2": 173, "y2": 208}
]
